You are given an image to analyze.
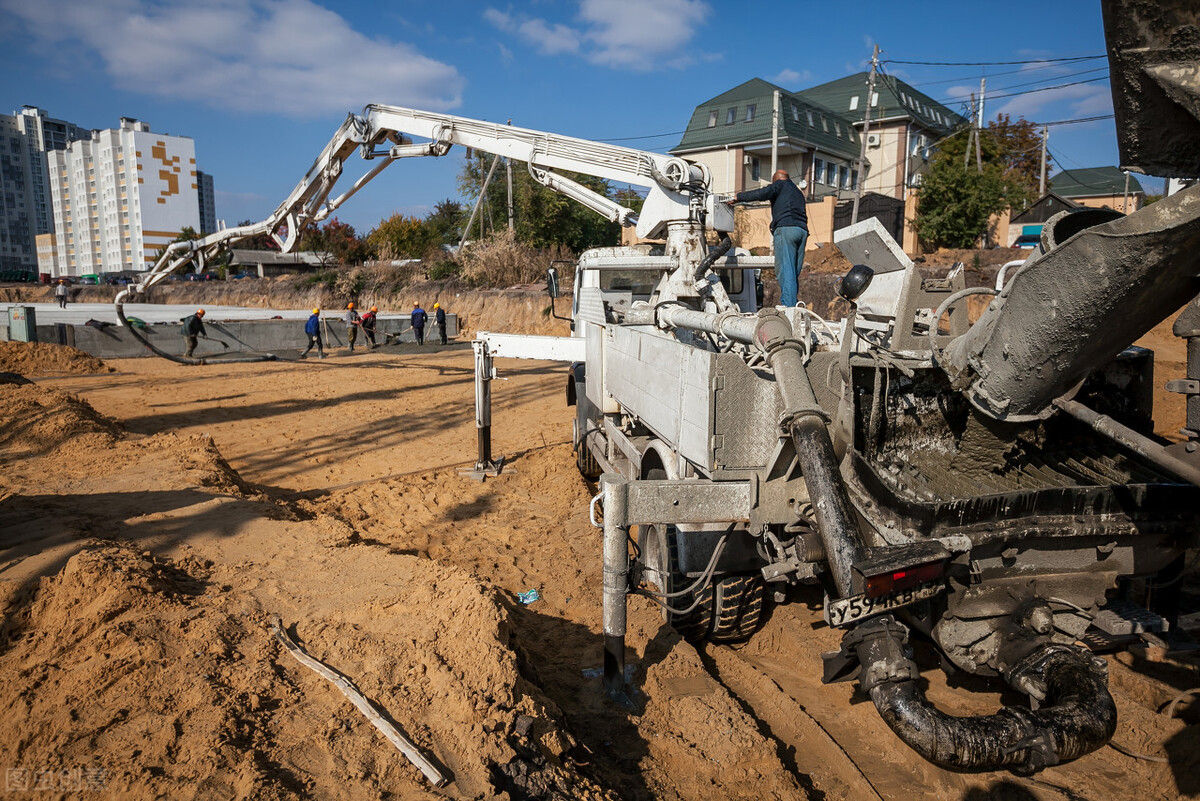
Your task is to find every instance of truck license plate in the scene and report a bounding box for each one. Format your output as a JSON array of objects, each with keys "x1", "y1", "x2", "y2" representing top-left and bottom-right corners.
[{"x1": 826, "y1": 582, "x2": 944, "y2": 627}]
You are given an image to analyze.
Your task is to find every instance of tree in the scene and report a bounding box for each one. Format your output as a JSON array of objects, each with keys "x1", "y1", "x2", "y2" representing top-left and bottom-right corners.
[
  {"x1": 299, "y1": 217, "x2": 370, "y2": 265},
  {"x1": 457, "y1": 153, "x2": 621, "y2": 253},
  {"x1": 912, "y1": 115, "x2": 1047, "y2": 248},
  {"x1": 425, "y1": 199, "x2": 466, "y2": 246},
  {"x1": 367, "y1": 213, "x2": 435, "y2": 260}
]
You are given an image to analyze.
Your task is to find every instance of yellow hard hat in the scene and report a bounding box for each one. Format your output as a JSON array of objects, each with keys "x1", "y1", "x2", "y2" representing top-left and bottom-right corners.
[
  {"x1": 370, "y1": 306, "x2": 378, "y2": 313},
  {"x1": 312, "y1": 308, "x2": 320, "y2": 314},
  {"x1": 196, "y1": 309, "x2": 205, "y2": 316},
  {"x1": 347, "y1": 302, "x2": 355, "y2": 309},
  {"x1": 433, "y1": 302, "x2": 440, "y2": 308}
]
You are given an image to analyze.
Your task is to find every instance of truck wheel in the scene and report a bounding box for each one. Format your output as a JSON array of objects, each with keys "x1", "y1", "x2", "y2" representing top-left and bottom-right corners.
[
  {"x1": 574, "y1": 419, "x2": 601, "y2": 480},
  {"x1": 637, "y1": 475, "x2": 765, "y2": 644}
]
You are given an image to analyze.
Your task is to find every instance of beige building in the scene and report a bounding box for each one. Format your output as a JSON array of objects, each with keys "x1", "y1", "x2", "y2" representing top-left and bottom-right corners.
[
  {"x1": 36, "y1": 232, "x2": 59, "y2": 275},
  {"x1": 47, "y1": 117, "x2": 200, "y2": 276},
  {"x1": 1048, "y1": 167, "x2": 1144, "y2": 215}
]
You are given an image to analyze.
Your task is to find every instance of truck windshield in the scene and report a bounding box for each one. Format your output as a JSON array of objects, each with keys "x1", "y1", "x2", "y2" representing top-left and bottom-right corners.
[{"x1": 600, "y1": 270, "x2": 658, "y2": 297}]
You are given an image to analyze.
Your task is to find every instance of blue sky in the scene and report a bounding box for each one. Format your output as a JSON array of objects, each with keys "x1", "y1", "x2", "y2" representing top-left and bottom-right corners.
[{"x1": 0, "y1": 0, "x2": 1140, "y2": 235}]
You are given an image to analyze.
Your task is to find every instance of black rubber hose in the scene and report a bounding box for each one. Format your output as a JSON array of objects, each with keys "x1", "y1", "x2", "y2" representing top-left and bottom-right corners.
[
  {"x1": 694, "y1": 236, "x2": 733, "y2": 280},
  {"x1": 855, "y1": 619, "x2": 1117, "y2": 773},
  {"x1": 115, "y1": 301, "x2": 277, "y2": 365}
]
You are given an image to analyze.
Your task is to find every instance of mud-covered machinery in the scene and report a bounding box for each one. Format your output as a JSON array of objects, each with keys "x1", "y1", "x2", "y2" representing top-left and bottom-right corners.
[{"x1": 581, "y1": 0, "x2": 1200, "y2": 774}]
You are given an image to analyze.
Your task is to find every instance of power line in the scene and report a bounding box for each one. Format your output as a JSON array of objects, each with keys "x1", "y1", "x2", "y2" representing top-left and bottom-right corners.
[
  {"x1": 908, "y1": 62, "x2": 1098, "y2": 88},
  {"x1": 596, "y1": 130, "x2": 686, "y2": 143},
  {"x1": 1037, "y1": 114, "x2": 1114, "y2": 127},
  {"x1": 935, "y1": 75, "x2": 1109, "y2": 106},
  {"x1": 884, "y1": 54, "x2": 1105, "y2": 67}
]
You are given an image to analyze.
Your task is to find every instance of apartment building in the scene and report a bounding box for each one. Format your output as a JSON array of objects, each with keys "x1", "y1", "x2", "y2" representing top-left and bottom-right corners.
[
  {"x1": 48, "y1": 118, "x2": 200, "y2": 276},
  {"x1": 197, "y1": 170, "x2": 216, "y2": 234},
  {"x1": 0, "y1": 107, "x2": 87, "y2": 271}
]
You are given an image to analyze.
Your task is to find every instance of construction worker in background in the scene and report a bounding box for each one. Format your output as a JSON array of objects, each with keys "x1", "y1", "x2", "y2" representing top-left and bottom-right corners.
[
  {"x1": 410, "y1": 302, "x2": 427, "y2": 345},
  {"x1": 345, "y1": 301, "x2": 361, "y2": 352},
  {"x1": 360, "y1": 305, "x2": 379, "y2": 348},
  {"x1": 181, "y1": 309, "x2": 208, "y2": 358},
  {"x1": 54, "y1": 279, "x2": 68, "y2": 309},
  {"x1": 300, "y1": 308, "x2": 325, "y2": 359},
  {"x1": 433, "y1": 302, "x2": 448, "y2": 345}
]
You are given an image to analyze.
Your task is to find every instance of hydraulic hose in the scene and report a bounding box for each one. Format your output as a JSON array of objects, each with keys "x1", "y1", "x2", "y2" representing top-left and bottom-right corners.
[
  {"x1": 849, "y1": 616, "x2": 1117, "y2": 774},
  {"x1": 694, "y1": 235, "x2": 733, "y2": 280},
  {"x1": 115, "y1": 295, "x2": 277, "y2": 366}
]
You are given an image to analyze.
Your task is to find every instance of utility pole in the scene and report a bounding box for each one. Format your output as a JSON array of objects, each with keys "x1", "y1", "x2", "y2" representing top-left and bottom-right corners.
[
  {"x1": 460, "y1": 152, "x2": 502, "y2": 250},
  {"x1": 965, "y1": 93, "x2": 975, "y2": 170},
  {"x1": 771, "y1": 89, "x2": 780, "y2": 177},
  {"x1": 506, "y1": 119, "x2": 514, "y2": 232},
  {"x1": 851, "y1": 44, "x2": 880, "y2": 225},
  {"x1": 1039, "y1": 126, "x2": 1048, "y2": 196},
  {"x1": 975, "y1": 78, "x2": 985, "y2": 173}
]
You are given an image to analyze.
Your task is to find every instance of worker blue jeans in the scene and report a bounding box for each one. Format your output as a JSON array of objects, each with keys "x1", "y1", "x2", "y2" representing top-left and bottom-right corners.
[{"x1": 772, "y1": 225, "x2": 808, "y2": 307}]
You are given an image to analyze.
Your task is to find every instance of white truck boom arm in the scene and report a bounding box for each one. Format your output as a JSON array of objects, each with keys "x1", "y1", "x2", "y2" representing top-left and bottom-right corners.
[{"x1": 121, "y1": 104, "x2": 728, "y2": 299}]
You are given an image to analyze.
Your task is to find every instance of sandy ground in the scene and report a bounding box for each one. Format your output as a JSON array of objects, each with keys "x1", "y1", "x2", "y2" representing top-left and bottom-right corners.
[{"x1": 0, "y1": 313, "x2": 1197, "y2": 799}]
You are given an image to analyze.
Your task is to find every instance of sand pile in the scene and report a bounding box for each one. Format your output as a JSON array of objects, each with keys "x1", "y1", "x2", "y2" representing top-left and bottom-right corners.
[
  {"x1": 0, "y1": 544, "x2": 618, "y2": 799},
  {"x1": 0, "y1": 383, "x2": 119, "y2": 455},
  {"x1": 0, "y1": 341, "x2": 110, "y2": 376}
]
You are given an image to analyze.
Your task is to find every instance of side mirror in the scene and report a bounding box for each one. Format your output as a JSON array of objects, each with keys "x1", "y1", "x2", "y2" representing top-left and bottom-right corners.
[
  {"x1": 547, "y1": 266, "x2": 560, "y2": 299},
  {"x1": 838, "y1": 264, "x2": 874, "y2": 302}
]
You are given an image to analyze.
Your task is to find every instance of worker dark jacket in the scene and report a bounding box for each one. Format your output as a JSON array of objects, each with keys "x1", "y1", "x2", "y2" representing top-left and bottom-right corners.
[
  {"x1": 736, "y1": 179, "x2": 809, "y2": 233},
  {"x1": 411, "y1": 307, "x2": 427, "y2": 328},
  {"x1": 435, "y1": 307, "x2": 445, "y2": 326},
  {"x1": 360, "y1": 311, "x2": 377, "y2": 332},
  {"x1": 305, "y1": 313, "x2": 321, "y2": 336},
  {"x1": 181, "y1": 314, "x2": 207, "y2": 337}
]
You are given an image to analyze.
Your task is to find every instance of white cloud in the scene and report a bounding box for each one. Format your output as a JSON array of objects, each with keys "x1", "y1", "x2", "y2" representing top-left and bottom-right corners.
[
  {"x1": 0, "y1": 0, "x2": 465, "y2": 117},
  {"x1": 483, "y1": 0, "x2": 709, "y2": 71},
  {"x1": 772, "y1": 68, "x2": 812, "y2": 87}
]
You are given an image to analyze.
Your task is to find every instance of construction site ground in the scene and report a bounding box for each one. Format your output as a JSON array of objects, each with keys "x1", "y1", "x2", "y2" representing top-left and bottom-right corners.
[{"x1": 1, "y1": 305, "x2": 1198, "y2": 799}]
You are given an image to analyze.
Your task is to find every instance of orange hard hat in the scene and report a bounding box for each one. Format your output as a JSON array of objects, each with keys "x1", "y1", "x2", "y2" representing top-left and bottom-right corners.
[
  {"x1": 312, "y1": 308, "x2": 320, "y2": 314},
  {"x1": 370, "y1": 306, "x2": 378, "y2": 313},
  {"x1": 347, "y1": 302, "x2": 355, "y2": 309},
  {"x1": 196, "y1": 309, "x2": 205, "y2": 316}
]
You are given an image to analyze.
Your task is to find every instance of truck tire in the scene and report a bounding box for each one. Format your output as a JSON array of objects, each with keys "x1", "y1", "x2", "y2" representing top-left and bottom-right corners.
[
  {"x1": 574, "y1": 419, "x2": 602, "y2": 480},
  {"x1": 637, "y1": 472, "x2": 765, "y2": 644}
]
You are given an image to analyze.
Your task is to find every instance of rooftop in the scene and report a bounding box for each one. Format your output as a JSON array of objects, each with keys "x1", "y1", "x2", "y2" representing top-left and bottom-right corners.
[{"x1": 800, "y1": 72, "x2": 966, "y2": 135}]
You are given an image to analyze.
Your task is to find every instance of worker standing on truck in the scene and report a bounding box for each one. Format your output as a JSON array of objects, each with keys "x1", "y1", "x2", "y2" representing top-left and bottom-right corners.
[
  {"x1": 181, "y1": 309, "x2": 208, "y2": 358},
  {"x1": 410, "y1": 302, "x2": 427, "y2": 345},
  {"x1": 345, "y1": 302, "x2": 361, "y2": 352},
  {"x1": 300, "y1": 308, "x2": 325, "y2": 359},
  {"x1": 54, "y1": 280, "x2": 69, "y2": 309},
  {"x1": 728, "y1": 169, "x2": 809, "y2": 307},
  {"x1": 361, "y1": 306, "x2": 379, "y2": 349}
]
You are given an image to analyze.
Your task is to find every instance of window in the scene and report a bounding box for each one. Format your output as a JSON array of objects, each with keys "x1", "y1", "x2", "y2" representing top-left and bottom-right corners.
[
  {"x1": 870, "y1": 92, "x2": 879, "y2": 106},
  {"x1": 814, "y1": 158, "x2": 825, "y2": 184},
  {"x1": 851, "y1": 169, "x2": 859, "y2": 190},
  {"x1": 715, "y1": 268, "x2": 744, "y2": 295},
  {"x1": 839, "y1": 165, "x2": 850, "y2": 190},
  {"x1": 821, "y1": 116, "x2": 829, "y2": 132},
  {"x1": 749, "y1": 155, "x2": 761, "y2": 182},
  {"x1": 707, "y1": 110, "x2": 718, "y2": 127},
  {"x1": 744, "y1": 104, "x2": 756, "y2": 122},
  {"x1": 791, "y1": 103, "x2": 799, "y2": 122},
  {"x1": 805, "y1": 110, "x2": 814, "y2": 126},
  {"x1": 726, "y1": 107, "x2": 737, "y2": 125},
  {"x1": 849, "y1": 96, "x2": 859, "y2": 111},
  {"x1": 834, "y1": 122, "x2": 842, "y2": 138}
]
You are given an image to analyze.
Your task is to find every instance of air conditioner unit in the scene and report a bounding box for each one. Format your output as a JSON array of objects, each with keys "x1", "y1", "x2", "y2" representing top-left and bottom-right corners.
[{"x1": 867, "y1": 133, "x2": 881, "y2": 148}]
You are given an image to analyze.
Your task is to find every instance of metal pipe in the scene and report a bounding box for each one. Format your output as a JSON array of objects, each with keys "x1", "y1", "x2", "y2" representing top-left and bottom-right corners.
[
  {"x1": 1054, "y1": 398, "x2": 1200, "y2": 487},
  {"x1": 851, "y1": 616, "x2": 1116, "y2": 773},
  {"x1": 601, "y1": 474, "x2": 630, "y2": 699}
]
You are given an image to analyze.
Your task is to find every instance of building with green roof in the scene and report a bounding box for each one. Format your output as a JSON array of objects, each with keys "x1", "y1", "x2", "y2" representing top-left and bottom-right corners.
[
  {"x1": 670, "y1": 78, "x2": 863, "y2": 200},
  {"x1": 799, "y1": 72, "x2": 966, "y2": 200},
  {"x1": 671, "y1": 74, "x2": 967, "y2": 203},
  {"x1": 1049, "y1": 167, "x2": 1143, "y2": 214}
]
